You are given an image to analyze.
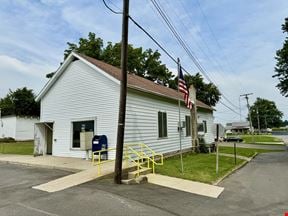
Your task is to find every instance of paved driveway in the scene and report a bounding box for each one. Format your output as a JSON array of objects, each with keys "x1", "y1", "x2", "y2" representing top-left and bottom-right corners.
[{"x1": 1, "y1": 152, "x2": 288, "y2": 216}]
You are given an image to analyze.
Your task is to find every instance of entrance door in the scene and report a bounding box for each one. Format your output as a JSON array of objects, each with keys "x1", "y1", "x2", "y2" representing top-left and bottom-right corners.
[{"x1": 46, "y1": 123, "x2": 53, "y2": 155}]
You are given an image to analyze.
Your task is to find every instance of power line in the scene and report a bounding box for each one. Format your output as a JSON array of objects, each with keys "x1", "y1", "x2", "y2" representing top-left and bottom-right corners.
[
  {"x1": 102, "y1": 0, "x2": 240, "y2": 115},
  {"x1": 193, "y1": 0, "x2": 245, "y2": 92},
  {"x1": 174, "y1": 0, "x2": 239, "y2": 109},
  {"x1": 102, "y1": 0, "x2": 122, "y2": 14},
  {"x1": 150, "y1": 0, "x2": 239, "y2": 109}
]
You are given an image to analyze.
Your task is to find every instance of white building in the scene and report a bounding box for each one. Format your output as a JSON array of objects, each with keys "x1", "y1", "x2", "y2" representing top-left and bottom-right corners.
[
  {"x1": 34, "y1": 52, "x2": 214, "y2": 158},
  {"x1": 0, "y1": 115, "x2": 39, "y2": 140}
]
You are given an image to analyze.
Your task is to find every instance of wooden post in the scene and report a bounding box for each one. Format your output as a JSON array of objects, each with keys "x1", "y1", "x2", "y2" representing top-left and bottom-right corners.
[
  {"x1": 114, "y1": 0, "x2": 130, "y2": 184},
  {"x1": 189, "y1": 85, "x2": 199, "y2": 152}
]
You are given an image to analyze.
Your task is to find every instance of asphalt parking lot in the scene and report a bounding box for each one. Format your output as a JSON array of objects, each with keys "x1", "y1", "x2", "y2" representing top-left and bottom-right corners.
[{"x1": 1, "y1": 152, "x2": 288, "y2": 216}]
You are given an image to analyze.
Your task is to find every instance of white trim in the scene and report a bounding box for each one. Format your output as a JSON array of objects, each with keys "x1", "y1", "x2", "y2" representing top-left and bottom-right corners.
[
  {"x1": 73, "y1": 53, "x2": 120, "y2": 85},
  {"x1": 36, "y1": 52, "x2": 120, "y2": 102},
  {"x1": 70, "y1": 117, "x2": 97, "y2": 149},
  {"x1": 36, "y1": 52, "x2": 75, "y2": 101}
]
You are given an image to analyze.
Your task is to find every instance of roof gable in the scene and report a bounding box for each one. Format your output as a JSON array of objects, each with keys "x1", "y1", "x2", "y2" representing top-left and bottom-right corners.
[{"x1": 37, "y1": 52, "x2": 213, "y2": 111}]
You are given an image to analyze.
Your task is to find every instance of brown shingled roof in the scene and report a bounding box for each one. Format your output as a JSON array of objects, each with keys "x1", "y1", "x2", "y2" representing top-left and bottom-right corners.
[{"x1": 78, "y1": 53, "x2": 213, "y2": 111}]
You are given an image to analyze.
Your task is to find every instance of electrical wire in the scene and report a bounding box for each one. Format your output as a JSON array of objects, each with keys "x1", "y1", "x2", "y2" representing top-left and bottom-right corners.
[
  {"x1": 150, "y1": 0, "x2": 239, "y2": 110},
  {"x1": 102, "y1": 0, "x2": 122, "y2": 14},
  {"x1": 102, "y1": 0, "x2": 241, "y2": 116}
]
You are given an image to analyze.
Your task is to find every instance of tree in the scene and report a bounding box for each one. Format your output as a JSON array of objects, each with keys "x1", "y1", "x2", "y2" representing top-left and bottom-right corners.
[
  {"x1": 64, "y1": 32, "x2": 103, "y2": 60},
  {"x1": 249, "y1": 98, "x2": 283, "y2": 129},
  {"x1": 61, "y1": 32, "x2": 174, "y2": 84},
  {"x1": 184, "y1": 73, "x2": 221, "y2": 107},
  {"x1": 0, "y1": 87, "x2": 40, "y2": 117},
  {"x1": 273, "y1": 17, "x2": 288, "y2": 97},
  {"x1": 47, "y1": 32, "x2": 221, "y2": 106}
]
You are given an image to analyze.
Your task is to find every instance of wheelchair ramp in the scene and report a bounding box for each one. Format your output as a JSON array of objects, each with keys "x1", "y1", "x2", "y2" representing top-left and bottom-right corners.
[
  {"x1": 33, "y1": 161, "x2": 115, "y2": 193},
  {"x1": 146, "y1": 174, "x2": 224, "y2": 198}
]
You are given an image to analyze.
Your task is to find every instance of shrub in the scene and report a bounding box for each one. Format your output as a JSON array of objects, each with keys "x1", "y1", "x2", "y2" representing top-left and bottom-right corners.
[{"x1": 0, "y1": 137, "x2": 15, "y2": 143}]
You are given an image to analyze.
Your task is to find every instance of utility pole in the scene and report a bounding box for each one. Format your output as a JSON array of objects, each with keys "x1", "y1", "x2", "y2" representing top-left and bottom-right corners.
[
  {"x1": 256, "y1": 107, "x2": 260, "y2": 134},
  {"x1": 239, "y1": 96, "x2": 242, "y2": 121},
  {"x1": 240, "y1": 93, "x2": 254, "y2": 142},
  {"x1": 114, "y1": 0, "x2": 129, "y2": 184},
  {"x1": 264, "y1": 115, "x2": 268, "y2": 129}
]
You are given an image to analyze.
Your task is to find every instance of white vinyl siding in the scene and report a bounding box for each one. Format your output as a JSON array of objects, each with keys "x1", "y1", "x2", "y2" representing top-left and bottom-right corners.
[
  {"x1": 41, "y1": 60, "x2": 120, "y2": 158},
  {"x1": 39, "y1": 58, "x2": 214, "y2": 159},
  {"x1": 0, "y1": 116, "x2": 16, "y2": 139},
  {"x1": 125, "y1": 90, "x2": 192, "y2": 154},
  {"x1": 0, "y1": 116, "x2": 38, "y2": 140},
  {"x1": 198, "y1": 111, "x2": 214, "y2": 144}
]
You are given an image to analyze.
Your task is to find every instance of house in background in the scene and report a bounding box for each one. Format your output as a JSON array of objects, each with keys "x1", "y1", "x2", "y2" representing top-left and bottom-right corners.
[
  {"x1": 225, "y1": 121, "x2": 251, "y2": 134},
  {"x1": 0, "y1": 115, "x2": 39, "y2": 140},
  {"x1": 34, "y1": 52, "x2": 214, "y2": 159}
]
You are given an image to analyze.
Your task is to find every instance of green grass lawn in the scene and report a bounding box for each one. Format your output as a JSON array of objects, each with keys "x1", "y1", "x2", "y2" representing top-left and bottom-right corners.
[
  {"x1": 240, "y1": 135, "x2": 283, "y2": 144},
  {"x1": 219, "y1": 146, "x2": 283, "y2": 158},
  {"x1": 0, "y1": 141, "x2": 34, "y2": 155},
  {"x1": 156, "y1": 152, "x2": 244, "y2": 184}
]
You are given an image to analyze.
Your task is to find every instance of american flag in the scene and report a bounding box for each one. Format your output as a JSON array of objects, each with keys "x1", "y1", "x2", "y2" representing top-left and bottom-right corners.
[{"x1": 178, "y1": 66, "x2": 193, "y2": 109}]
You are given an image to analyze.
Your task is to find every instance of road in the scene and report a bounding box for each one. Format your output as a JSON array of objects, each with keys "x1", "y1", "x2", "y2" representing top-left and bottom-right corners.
[{"x1": 0, "y1": 152, "x2": 288, "y2": 216}]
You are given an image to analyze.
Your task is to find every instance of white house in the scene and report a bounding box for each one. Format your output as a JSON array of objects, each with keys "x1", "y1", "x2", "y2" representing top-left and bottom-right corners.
[
  {"x1": 0, "y1": 115, "x2": 39, "y2": 140},
  {"x1": 34, "y1": 52, "x2": 214, "y2": 158}
]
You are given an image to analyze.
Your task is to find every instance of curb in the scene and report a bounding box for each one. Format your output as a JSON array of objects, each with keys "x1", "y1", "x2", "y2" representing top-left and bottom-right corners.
[{"x1": 213, "y1": 153, "x2": 258, "y2": 186}]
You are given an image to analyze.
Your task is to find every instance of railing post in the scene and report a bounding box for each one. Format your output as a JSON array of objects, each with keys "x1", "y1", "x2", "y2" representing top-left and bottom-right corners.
[
  {"x1": 125, "y1": 145, "x2": 128, "y2": 168},
  {"x1": 98, "y1": 152, "x2": 101, "y2": 175},
  {"x1": 152, "y1": 155, "x2": 155, "y2": 173}
]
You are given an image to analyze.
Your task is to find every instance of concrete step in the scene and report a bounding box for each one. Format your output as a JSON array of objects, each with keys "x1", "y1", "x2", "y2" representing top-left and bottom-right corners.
[{"x1": 128, "y1": 167, "x2": 152, "y2": 179}]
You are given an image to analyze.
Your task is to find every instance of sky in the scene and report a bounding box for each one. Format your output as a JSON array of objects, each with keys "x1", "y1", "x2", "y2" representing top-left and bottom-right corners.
[{"x1": 0, "y1": 0, "x2": 287, "y2": 125}]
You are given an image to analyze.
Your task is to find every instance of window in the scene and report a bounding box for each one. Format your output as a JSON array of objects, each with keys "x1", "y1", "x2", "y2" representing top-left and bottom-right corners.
[
  {"x1": 198, "y1": 121, "x2": 207, "y2": 134},
  {"x1": 185, "y1": 116, "x2": 191, "y2": 136},
  {"x1": 203, "y1": 120, "x2": 207, "y2": 133},
  {"x1": 198, "y1": 123, "x2": 204, "y2": 133},
  {"x1": 72, "y1": 120, "x2": 94, "y2": 148},
  {"x1": 158, "y1": 111, "x2": 167, "y2": 138}
]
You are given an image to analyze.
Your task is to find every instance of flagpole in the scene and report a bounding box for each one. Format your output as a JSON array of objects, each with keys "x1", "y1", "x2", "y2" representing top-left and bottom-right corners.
[{"x1": 177, "y1": 58, "x2": 184, "y2": 174}]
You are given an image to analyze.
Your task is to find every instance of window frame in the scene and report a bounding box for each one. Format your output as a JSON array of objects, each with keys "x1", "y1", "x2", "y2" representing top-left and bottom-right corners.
[
  {"x1": 158, "y1": 111, "x2": 168, "y2": 138},
  {"x1": 203, "y1": 120, "x2": 207, "y2": 133},
  {"x1": 185, "y1": 115, "x2": 191, "y2": 137},
  {"x1": 70, "y1": 117, "x2": 96, "y2": 150}
]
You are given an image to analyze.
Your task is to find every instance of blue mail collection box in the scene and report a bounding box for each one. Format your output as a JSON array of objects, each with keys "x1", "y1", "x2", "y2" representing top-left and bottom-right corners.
[{"x1": 92, "y1": 135, "x2": 108, "y2": 159}]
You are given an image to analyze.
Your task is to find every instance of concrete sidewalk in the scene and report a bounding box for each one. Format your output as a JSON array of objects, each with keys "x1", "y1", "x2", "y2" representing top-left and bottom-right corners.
[
  {"x1": 146, "y1": 174, "x2": 224, "y2": 198},
  {"x1": 33, "y1": 160, "x2": 118, "y2": 192},
  {"x1": 0, "y1": 154, "x2": 94, "y2": 172},
  {"x1": 0, "y1": 154, "x2": 121, "y2": 193},
  {"x1": 216, "y1": 153, "x2": 251, "y2": 161},
  {"x1": 0, "y1": 154, "x2": 225, "y2": 197}
]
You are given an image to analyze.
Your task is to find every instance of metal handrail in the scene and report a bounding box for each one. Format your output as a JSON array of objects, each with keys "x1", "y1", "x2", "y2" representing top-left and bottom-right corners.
[
  {"x1": 125, "y1": 143, "x2": 164, "y2": 174},
  {"x1": 92, "y1": 147, "x2": 116, "y2": 175},
  {"x1": 92, "y1": 143, "x2": 164, "y2": 177}
]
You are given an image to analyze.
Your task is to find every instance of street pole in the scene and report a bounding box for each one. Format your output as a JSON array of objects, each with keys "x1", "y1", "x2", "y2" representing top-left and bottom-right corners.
[
  {"x1": 239, "y1": 96, "x2": 242, "y2": 121},
  {"x1": 240, "y1": 93, "x2": 254, "y2": 142},
  {"x1": 264, "y1": 115, "x2": 268, "y2": 130},
  {"x1": 216, "y1": 124, "x2": 219, "y2": 175},
  {"x1": 114, "y1": 0, "x2": 129, "y2": 184},
  {"x1": 177, "y1": 58, "x2": 184, "y2": 174},
  {"x1": 256, "y1": 107, "x2": 260, "y2": 134}
]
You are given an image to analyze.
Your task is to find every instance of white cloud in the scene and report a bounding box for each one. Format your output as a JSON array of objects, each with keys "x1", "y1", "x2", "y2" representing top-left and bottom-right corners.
[{"x1": 0, "y1": 55, "x2": 54, "y2": 78}]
